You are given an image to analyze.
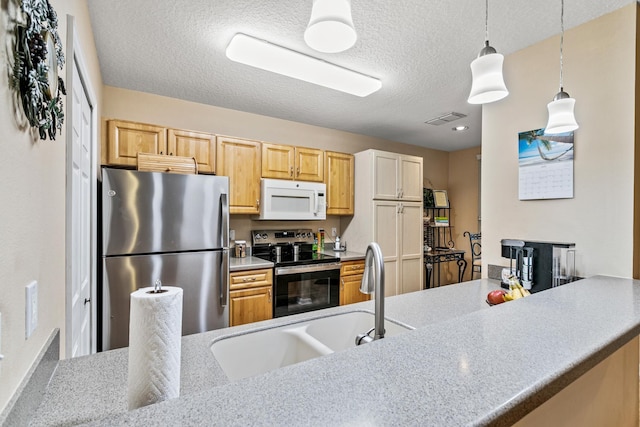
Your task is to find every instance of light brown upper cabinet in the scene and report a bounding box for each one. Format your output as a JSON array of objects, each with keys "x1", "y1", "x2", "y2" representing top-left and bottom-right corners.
[
  {"x1": 106, "y1": 120, "x2": 167, "y2": 167},
  {"x1": 324, "y1": 151, "x2": 354, "y2": 215},
  {"x1": 167, "y1": 129, "x2": 216, "y2": 174},
  {"x1": 261, "y1": 143, "x2": 324, "y2": 182},
  {"x1": 216, "y1": 136, "x2": 262, "y2": 214}
]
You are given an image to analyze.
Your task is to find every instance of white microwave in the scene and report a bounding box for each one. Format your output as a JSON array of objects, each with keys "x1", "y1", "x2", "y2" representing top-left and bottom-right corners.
[{"x1": 256, "y1": 178, "x2": 326, "y2": 220}]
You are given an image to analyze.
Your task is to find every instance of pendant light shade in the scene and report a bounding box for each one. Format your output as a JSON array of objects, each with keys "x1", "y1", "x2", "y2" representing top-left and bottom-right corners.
[
  {"x1": 304, "y1": 0, "x2": 357, "y2": 53},
  {"x1": 546, "y1": 0, "x2": 578, "y2": 134},
  {"x1": 468, "y1": 0, "x2": 508, "y2": 104},
  {"x1": 468, "y1": 43, "x2": 508, "y2": 104},
  {"x1": 545, "y1": 90, "x2": 578, "y2": 134}
]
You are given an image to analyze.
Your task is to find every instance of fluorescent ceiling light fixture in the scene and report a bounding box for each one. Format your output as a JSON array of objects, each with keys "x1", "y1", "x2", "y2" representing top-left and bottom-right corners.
[
  {"x1": 225, "y1": 33, "x2": 381, "y2": 97},
  {"x1": 452, "y1": 125, "x2": 469, "y2": 131},
  {"x1": 305, "y1": 0, "x2": 357, "y2": 53}
]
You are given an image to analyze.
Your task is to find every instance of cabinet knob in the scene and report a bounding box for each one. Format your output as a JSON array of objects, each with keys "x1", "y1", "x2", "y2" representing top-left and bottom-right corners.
[
  {"x1": 256, "y1": 199, "x2": 260, "y2": 208},
  {"x1": 296, "y1": 167, "x2": 300, "y2": 176},
  {"x1": 340, "y1": 278, "x2": 344, "y2": 290},
  {"x1": 290, "y1": 166, "x2": 294, "y2": 177},
  {"x1": 268, "y1": 289, "x2": 272, "y2": 303}
]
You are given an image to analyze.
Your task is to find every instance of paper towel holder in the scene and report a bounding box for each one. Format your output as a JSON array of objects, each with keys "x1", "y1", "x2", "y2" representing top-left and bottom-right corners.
[{"x1": 150, "y1": 279, "x2": 168, "y2": 294}]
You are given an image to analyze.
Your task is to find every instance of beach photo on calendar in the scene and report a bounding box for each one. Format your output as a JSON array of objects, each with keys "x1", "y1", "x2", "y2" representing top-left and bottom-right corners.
[{"x1": 518, "y1": 128, "x2": 574, "y2": 167}]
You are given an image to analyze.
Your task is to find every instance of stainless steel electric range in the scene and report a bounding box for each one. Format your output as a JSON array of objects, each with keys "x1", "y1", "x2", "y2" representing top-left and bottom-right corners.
[{"x1": 252, "y1": 229, "x2": 341, "y2": 318}]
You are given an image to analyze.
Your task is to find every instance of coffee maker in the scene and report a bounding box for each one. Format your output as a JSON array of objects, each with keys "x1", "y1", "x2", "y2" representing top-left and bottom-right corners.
[{"x1": 501, "y1": 239, "x2": 577, "y2": 293}]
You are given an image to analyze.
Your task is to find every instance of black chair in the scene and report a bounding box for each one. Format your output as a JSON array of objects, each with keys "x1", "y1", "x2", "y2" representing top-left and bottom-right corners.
[{"x1": 463, "y1": 231, "x2": 481, "y2": 280}]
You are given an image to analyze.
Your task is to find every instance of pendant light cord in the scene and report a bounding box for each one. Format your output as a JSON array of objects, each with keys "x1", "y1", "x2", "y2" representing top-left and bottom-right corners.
[
  {"x1": 559, "y1": 0, "x2": 564, "y2": 90},
  {"x1": 484, "y1": 0, "x2": 489, "y2": 43}
]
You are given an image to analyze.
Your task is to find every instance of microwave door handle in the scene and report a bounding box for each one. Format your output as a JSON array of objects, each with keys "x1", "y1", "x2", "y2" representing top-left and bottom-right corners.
[{"x1": 314, "y1": 190, "x2": 319, "y2": 214}]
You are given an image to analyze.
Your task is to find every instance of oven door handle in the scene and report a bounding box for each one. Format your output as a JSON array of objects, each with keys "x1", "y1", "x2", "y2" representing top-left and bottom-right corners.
[{"x1": 275, "y1": 262, "x2": 341, "y2": 275}]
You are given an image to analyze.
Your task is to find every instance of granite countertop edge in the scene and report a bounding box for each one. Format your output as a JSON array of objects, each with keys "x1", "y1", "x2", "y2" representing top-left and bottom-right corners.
[{"x1": 474, "y1": 317, "x2": 640, "y2": 426}]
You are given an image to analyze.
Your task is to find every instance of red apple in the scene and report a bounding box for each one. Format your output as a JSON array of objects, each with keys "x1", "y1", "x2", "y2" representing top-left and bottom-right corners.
[{"x1": 487, "y1": 289, "x2": 507, "y2": 305}]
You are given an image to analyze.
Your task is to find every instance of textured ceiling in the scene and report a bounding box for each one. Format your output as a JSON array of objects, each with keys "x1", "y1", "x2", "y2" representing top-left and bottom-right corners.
[{"x1": 87, "y1": 0, "x2": 633, "y2": 152}]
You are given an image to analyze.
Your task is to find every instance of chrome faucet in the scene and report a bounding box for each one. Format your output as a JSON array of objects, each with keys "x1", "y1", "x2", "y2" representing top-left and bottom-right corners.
[{"x1": 355, "y1": 242, "x2": 385, "y2": 345}]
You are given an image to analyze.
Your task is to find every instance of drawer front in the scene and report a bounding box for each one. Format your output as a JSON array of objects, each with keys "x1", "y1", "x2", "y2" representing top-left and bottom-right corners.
[
  {"x1": 230, "y1": 268, "x2": 273, "y2": 290},
  {"x1": 340, "y1": 261, "x2": 365, "y2": 276}
]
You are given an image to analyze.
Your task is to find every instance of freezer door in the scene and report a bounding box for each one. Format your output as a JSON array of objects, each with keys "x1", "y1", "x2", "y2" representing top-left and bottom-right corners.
[
  {"x1": 102, "y1": 168, "x2": 229, "y2": 255},
  {"x1": 102, "y1": 250, "x2": 229, "y2": 351}
]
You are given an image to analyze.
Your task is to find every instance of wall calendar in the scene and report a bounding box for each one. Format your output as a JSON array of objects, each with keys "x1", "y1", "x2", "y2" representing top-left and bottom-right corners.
[{"x1": 518, "y1": 128, "x2": 574, "y2": 200}]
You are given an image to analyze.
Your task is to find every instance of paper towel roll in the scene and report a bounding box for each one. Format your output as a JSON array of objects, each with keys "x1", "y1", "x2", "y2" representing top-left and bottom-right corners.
[{"x1": 127, "y1": 286, "x2": 183, "y2": 410}]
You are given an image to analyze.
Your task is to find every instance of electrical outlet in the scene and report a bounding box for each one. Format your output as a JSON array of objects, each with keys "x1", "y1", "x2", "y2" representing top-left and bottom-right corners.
[
  {"x1": 25, "y1": 281, "x2": 38, "y2": 339},
  {"x1": 331, "y1": 227, "x2": 337, "y2": 237},
  {"x1": 230, "y1": 229, "x2": 236, "y2": 241}
]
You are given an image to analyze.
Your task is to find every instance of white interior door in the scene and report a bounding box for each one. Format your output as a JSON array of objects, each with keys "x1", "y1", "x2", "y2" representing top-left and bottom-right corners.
[
  {"x1": 66, "y1": 16, "x2": 97, "y2": 358},
  {"x1": 69, "y1": 62, "x2": 92, "y2": 357}
]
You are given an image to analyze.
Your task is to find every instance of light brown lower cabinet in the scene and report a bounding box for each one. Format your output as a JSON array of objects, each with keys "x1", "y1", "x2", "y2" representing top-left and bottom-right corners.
[
  {"x1": 229, "y1": 268, "x2": 273, "y2": 326},
  {"x1": 340, "y1": 260, "x2": 370, "y2": 305}
]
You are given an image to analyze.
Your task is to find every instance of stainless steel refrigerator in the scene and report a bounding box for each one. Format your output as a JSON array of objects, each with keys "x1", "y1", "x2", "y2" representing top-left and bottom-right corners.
[{"x1": 100, "y1": 168, "x2": 229, "y2": 351}]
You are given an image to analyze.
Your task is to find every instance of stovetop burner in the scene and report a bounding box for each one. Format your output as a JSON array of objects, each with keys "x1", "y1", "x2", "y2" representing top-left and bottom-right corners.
[{"x1": 251, "y1": 229, "x2": 339, "y2": 267}]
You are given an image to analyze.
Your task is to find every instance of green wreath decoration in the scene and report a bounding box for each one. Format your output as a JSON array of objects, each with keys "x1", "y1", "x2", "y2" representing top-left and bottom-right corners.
[{"x1": 9, "y1": 0, "x2": 66, "y2": 141}]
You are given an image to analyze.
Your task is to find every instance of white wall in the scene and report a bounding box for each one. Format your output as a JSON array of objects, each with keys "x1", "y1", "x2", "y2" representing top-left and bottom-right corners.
[
  {"x1": 482, "y1": 4, "x2": 636, "y2": 278},
  {"x1": 0, "y1": 0, "x2": 102, "y2": 413}
]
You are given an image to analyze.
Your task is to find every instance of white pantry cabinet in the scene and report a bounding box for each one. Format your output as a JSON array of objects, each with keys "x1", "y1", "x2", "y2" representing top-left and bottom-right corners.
[
  {"x1": 372, "y1": 150, "x2": 423, "y2": 202},
  {"x1": 342, "y1": 149, "x2": 424, "y2": 296}
]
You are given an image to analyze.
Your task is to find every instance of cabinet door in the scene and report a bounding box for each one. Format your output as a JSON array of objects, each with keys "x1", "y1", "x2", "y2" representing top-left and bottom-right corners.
[
  {"x1": 340, "y1": 273, "x2": 370, "y2": 305},
  {"x1": 229, "y1": 286, "x2": 272, "y2": 326},
  {"x1": 262, "y1": 143, "x2": 295, "y2": 179},
  {"x1": 325, "y1": 151, "x2": 354, "y2": 215},
  {"x1": 167, "y1": 129, "x2": 216, "y2": 174},
  {"x1": 373, "y1": 201, "x2": 400, "y2": 297},
  {"x1": 295, "y1": 147, "x2": 324, "y2": 182},
  {"x1": 373, "y1": 151, "x2": 399, "y2": 200},
  {"x1": 399, "y1": 202, "x2": 424, "y2": 293},
  {"x1": 107, "y1": 120, "x2": 166, "y2": 167},
  {"x1": 400, "y1": 155, "x2": 423, "y2": 201},
  {"x1": 216, "y1": 136, "x2": 262, "y2": 214}
]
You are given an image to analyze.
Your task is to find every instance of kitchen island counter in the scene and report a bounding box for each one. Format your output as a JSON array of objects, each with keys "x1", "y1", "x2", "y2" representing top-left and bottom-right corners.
[{"x1": 30, "y1": 276, "x2": 640, "y2": 426}]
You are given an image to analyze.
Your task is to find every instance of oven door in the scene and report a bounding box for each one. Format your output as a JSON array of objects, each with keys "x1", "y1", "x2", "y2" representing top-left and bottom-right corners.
[{"x1": 274, "y1": 262, "x2": 341, "y2": 318}]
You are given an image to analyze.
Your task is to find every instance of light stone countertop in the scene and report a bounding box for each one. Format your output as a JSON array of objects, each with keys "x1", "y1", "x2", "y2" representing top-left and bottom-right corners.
[
  {"x1": 31, "y1": 276, "x2": 640, "y2": 426},
  {"x1": 229, "y1": 256, "x2": 273, "y2": 272},
  {"x1": 320, "y1": 248, "x2": 365, "y2": 261}
]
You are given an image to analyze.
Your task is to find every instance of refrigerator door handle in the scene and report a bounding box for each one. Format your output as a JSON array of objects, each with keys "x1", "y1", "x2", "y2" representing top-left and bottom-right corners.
[
  {"x1": 221, "y1": 249, "x2": 229, "y2": 307},
  {"x1": 221, "y1": 192, "x2": 229, "y2": 249}
]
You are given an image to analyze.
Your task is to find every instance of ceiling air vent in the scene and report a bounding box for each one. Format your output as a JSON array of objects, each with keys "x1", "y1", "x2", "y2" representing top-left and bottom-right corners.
[{"x1": 425, "y1": 112, "x2": 467, "y2": 126}]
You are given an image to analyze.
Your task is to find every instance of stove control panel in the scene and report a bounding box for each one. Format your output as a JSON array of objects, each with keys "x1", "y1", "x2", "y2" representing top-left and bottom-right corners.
[{"x1": 252, "y1": 229, "x2": 315, "y2": 246}]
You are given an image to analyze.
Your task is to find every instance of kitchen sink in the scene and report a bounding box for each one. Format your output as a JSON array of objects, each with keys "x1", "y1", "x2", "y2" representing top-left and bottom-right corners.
[{"x1": 210, "y1": 310, "x2": 413, "y2": 380}]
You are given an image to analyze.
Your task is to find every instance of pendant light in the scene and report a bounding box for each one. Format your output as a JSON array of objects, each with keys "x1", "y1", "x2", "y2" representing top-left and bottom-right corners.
[
  {"x1": 304, "y1": 0, "x2": 357, "y2": 53},
  {"x1": 468, "y1": 0, "x2": 508, "y2": 104},
  {"x1": 545, "y1": 0, "x2": 578, "y2": 134}
]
